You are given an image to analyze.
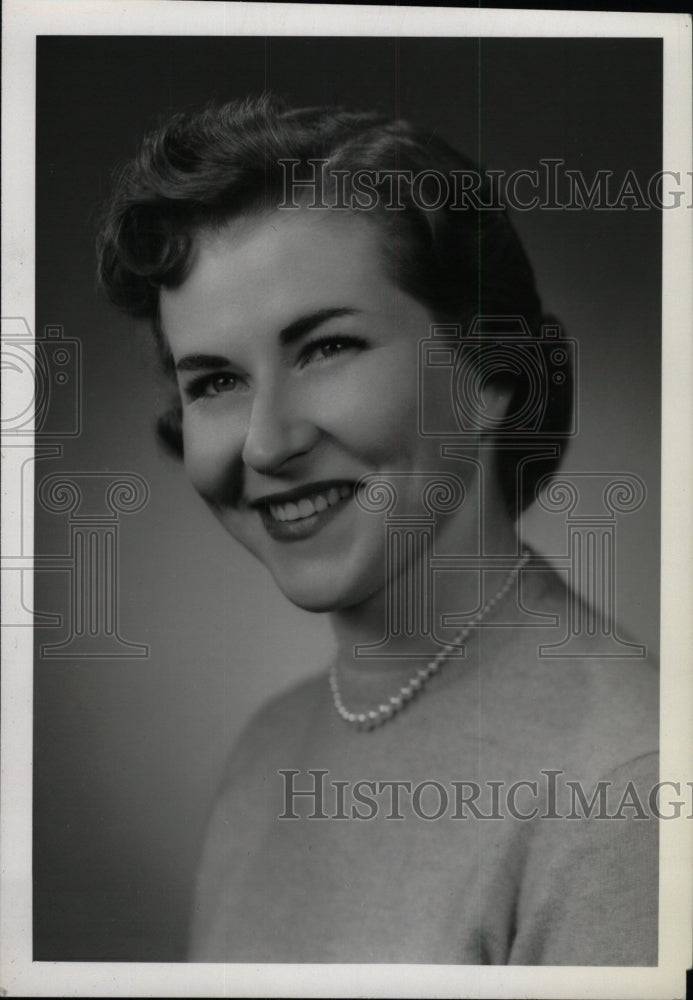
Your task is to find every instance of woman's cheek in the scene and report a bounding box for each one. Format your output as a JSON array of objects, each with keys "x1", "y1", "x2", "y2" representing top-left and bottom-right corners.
[
  {"x1": 318, "y1": 354, "x2": 419, "y2": 456},
  {"x1": 182, "y1": 416, "x2": 243, "y2": 503}
]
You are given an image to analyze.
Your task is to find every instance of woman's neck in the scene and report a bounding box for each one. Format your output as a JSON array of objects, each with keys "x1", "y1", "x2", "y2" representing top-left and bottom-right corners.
[{"x1": 329, "y1": 491, "x2": 520, "y2": 674}]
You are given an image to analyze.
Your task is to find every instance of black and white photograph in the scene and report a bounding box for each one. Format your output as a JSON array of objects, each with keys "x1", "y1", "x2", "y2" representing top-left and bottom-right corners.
[{"x1": 1, "y1": 2, "x2": 691, "y2": 997}]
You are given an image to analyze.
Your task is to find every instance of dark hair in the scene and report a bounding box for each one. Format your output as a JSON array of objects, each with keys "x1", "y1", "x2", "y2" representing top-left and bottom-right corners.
[{"x1": 96, "y1": 93, "x2": 572, "y2": 517}]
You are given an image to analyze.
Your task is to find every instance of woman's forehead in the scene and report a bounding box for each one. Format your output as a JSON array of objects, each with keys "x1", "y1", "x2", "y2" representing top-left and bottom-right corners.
[
  {"x1": 167, "y1": 211, "x2": 391, "y2": 310},
  {"x1": 159, "y1": 208, "x2": 411, "y2": 351},
  {"x1": 197, "y1": 206, "x2": 381, "y2": 264}
]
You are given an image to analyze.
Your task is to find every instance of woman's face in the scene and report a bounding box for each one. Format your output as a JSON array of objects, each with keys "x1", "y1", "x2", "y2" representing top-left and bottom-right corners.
[{"x1": 160, "y1": 208, "x2": 482, "y2": 612}]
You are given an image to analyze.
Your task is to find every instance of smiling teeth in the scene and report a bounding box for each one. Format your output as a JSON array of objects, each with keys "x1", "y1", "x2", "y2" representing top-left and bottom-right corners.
[{"x1": 269, "y1": 485, "x2": 351, "y2": 522}]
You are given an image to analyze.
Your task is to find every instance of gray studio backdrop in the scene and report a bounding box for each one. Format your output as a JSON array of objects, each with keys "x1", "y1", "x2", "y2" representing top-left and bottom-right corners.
[{"x1": 33, "y1": 37, "x2": 661, "y2": 959}]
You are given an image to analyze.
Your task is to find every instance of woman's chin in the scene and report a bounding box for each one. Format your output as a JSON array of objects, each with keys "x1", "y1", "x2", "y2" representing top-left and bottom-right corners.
[{"x1": 274, "y1": 574, "x2": 382, "y2": 615}]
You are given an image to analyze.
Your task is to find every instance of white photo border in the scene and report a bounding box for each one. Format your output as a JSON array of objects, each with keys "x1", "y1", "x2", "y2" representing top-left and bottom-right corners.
[{"x1": 1, "y1": 2, "x2": 691, "y2": 997}]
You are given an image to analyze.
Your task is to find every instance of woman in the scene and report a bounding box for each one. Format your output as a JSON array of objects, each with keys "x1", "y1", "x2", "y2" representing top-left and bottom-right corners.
[{"x1": 96, "y1": 95, "x2": 658, "y2": 965}]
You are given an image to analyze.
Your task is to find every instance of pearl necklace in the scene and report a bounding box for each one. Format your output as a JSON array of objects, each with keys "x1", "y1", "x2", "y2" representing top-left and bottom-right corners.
[{"x1": 329, "y1": 549, "x2": 530, "y2": 731}]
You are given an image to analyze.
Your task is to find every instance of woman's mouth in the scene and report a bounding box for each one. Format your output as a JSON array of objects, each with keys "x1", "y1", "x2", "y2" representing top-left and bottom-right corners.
[
  {"x1": 254, "y1": 482, "x2": 355, "y2": 541},
  {"x1": 269, "y1": 484, "x2": 351, "y2": 522}
]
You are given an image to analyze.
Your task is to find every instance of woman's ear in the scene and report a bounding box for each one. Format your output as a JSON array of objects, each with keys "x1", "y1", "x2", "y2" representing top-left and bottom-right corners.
[
  {"x1": 477, "y1": 380, "x2": 514, "y2": 431},
  {"x1": 452, "y1": 366, "x2": 515, "y2": 437}
]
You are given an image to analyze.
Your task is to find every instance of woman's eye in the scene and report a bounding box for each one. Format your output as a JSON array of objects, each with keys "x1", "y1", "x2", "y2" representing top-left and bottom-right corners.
[
  {"x1": 299, "y1": 336, "x2": 365, "y2": 368},
  {"x1": 186, "y1": 372, "x2": 242, "y2": 401}
]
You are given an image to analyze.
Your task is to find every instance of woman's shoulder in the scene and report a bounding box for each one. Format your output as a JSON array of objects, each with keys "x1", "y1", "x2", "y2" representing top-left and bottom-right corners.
[
  {"x1": 252, "y1": 668, "x2": 331, "y2": 730},
  {"x1": 511, "y1": 556, "x2": 658, "y2": 677},
  {"x1": 218, "y1": 670, "x2": 331, "y2": 785},
  {"x1": 477, "y1": 559, "x2": 659, "y2": 777},
  {"x1": 523, "y1": 559, "x2": 658, "y2": 683}
]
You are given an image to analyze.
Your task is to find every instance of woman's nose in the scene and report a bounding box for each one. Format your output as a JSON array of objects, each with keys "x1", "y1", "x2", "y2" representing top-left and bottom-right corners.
[{"x1": 241, "y1": 386, "x2": 320, "y2": 474}]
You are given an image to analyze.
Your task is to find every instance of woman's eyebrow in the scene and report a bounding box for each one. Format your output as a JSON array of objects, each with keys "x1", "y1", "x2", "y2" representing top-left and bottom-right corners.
[
  {"x1": 176, "y1": 353, "x2": 231, "y2": 373},
  {"x1": 175, "y1": 308, "x2": 361, "y2": 371},
  {"x1": 279, "y1": 307, "x2": 360, "y2": 346}
]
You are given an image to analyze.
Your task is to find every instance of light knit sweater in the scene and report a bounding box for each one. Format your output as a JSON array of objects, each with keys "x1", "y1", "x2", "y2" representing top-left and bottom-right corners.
[{"x1": 189, "y1": 568, "x2": 658, "y2": 965}]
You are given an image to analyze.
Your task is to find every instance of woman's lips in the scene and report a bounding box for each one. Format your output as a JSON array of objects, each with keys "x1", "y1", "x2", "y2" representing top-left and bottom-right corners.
[{"x1": 254, "y1": 482, "x2": 355, "y2": 541}]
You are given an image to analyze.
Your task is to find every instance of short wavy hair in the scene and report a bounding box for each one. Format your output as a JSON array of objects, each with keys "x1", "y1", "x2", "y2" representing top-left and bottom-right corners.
[{"x1": 96, "y1": 93, "x2": 572, "y2": 517}]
